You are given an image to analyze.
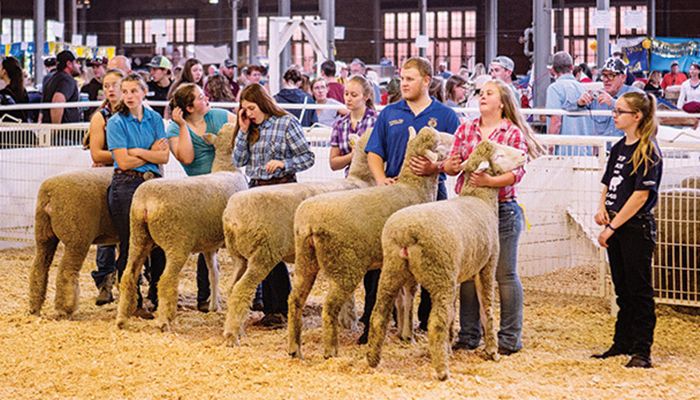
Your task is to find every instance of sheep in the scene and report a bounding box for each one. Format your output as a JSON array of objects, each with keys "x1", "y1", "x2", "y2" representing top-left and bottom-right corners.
[
  {"x1": 116, "y1": 123, "x2": 248, "y2": 331},
  {"x1": 366, "y1": 140, "x2": 528, "y2": 381},
  {"x1": 28, "y1": 167, "x2": 118, "y2": 317},
  {"x1": 287, "y1": 126, "x2": 454, "y2": 360},
  {"x1": 222, "y1": 130, "x2": 375, "y2": 346}
]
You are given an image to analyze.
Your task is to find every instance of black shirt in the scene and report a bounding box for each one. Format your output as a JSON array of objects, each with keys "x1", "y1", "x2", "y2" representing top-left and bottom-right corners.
[
  {"x1": 602, "y1": 138, "x2": 663, "y2": 214},
  {"x1": 147, "y1": 80, "x2": 172, "y2": 117},
  {"x1": 41, "y1": 71, "x2": 80, "y2": 123},
  {"x1": 81, "y1": 78, "x2": 102, "y2": 120},
  {"x1": 0, "y1": 86, "x2": 28, "y2": 122}
]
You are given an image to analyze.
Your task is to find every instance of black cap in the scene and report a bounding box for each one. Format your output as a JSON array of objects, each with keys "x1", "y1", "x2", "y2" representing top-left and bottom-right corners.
[
  {"x1": 43, "y1": 56, "x2": 57, "y2": 67},
  {"x1": 56, "y1": 50, "x2": 77, "y2": 65},
  {"x1": 223, "y1": 59, "x2": 237, "y2": 69},
  {"x1": 87, "y1": 56, "x2": 108, "y2": 67}
]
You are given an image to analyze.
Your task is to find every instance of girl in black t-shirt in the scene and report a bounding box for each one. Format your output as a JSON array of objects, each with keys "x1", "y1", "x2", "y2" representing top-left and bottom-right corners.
[{"x1": 593, "y1": 92, "x2": 663, "y2": 369}]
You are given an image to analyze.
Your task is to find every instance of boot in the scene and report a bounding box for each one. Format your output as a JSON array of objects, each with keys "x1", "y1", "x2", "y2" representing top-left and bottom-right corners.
[{"x1": 95, "y1": 272, "x2": 116, "y2": 306}]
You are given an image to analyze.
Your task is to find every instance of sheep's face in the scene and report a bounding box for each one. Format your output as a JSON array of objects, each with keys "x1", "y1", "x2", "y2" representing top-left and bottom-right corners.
[
  {"x1": 204, "y1": 122, "x2": 237, "y2": 152},
  {"x1": 486, "y1": 141, "x2": 528, "y2": 175},
  {"x1": 408, "y1": 127, "x2": 455, "y2": 163}
]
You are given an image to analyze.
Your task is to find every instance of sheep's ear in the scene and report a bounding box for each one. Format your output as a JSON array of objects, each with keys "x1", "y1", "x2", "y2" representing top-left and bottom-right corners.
[
  {"x1": 349, "y1": 134, "x2": 360, "y2": 149},
  {"x1": 203, "y1": 133, "x2": 217, "y2": 145},
  {"x1": 408, "y1": 126, "x2": 417, "y2": 141},
  {"x1": 424, "y1": 150, "x2": 438, "y2": 163},
  {"x1": 475, "y1": 160, "x2": 490, "y2": 172}
]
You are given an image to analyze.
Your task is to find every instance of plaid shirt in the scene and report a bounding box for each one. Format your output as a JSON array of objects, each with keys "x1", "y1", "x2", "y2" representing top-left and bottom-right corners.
[
  {"x1": 330, "y1": 107, "x2": 378, "y2": 155},
  {"x1": 451, "y1": 118, "x2": 528, "y2": 201},
  {"x1": 233, "y1": 114, "x2": 315, "y2": 180}
]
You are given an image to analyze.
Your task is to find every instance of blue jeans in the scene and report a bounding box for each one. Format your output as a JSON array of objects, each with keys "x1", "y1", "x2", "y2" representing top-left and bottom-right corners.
[
  {"x1": 91, "y1": 244, "x2": 117, "y2": 288},
  {"x1": 457, "y1": 201, "x2": 524, "y2": 351}
]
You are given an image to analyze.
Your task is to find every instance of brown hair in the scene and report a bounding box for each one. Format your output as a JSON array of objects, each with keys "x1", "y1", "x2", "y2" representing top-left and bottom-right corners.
[
  {"x1": 346, "y1": 75, "x2": 375, "y2": 109},
  {"x1": 167, "y1": 58, "x2": 202, "y2": 98},
  {"x1": 484, "y1": 79, "x2": 545, "y2": 159},
  {"x1": 114, "y1": 73, "x2": 148, "y2": 115},
  {"x1": 235, "y1": 83, "x2": 288, "y2": 144},
  {"x1": 168, "y1": 83, "x2": 200, "y2": 119},
  {"x1": 445, "y1": 74, "x2": 467, "y2": 103},
  {"x1": 620, "y1": 92, "x2": 660, "y2": 175},
  {"x1": 429, "y1": 76, "x2": 445, "y2": 102},
  {"x1": 204, "y1": 75, "x2": 235, "y2": 102},
  {"x1": 402, "y1": 57, "x2": 433, "y2": 78},
  {"x1": 95, "y1": 68, "x2": 125, "y2": 114}
]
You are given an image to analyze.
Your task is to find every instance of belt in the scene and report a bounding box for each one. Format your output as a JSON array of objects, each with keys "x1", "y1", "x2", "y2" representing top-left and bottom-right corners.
[
  {"x1": 607, "y1": 210, "x2": 653, "y2": 220},
  {"x1": 114, "y1": 169, "x2": 160, "y2": 181},
  {"x1": 249, "y1": 174, "x2": 297, "y2": 186}
]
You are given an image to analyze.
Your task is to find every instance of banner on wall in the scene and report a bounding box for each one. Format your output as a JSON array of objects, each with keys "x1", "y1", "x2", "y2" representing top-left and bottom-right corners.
[{"x1": 624, "y1": 43, "x2": 649, "y2": 73}]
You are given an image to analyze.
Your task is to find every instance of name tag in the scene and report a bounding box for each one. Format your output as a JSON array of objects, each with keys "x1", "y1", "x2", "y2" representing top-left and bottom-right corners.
[{"x1": 389, "y1": 118, "x2": 404, "y2": 127}]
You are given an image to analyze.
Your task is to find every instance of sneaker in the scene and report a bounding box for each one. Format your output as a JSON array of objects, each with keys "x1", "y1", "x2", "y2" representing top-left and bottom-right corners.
[
  {"x1": 197, "y1": 301, "x2": 210, "y2": 313},
  {"x1": 452, "y1": 341, "x2": 479, "y2": 351},
  {"x1": 257, "y1": 313, "x2": 287, "y2": 329},
  {"x1": 498, "y1": 347, "x2": 520, "y2": 356},
  {"x1": 357, "y1": 329, "x2": 369, "y2": 345},
  {"x1": 591, "y1": 345, "x2": 629, "y2": 359},
  {"x1": 95, "y1": 272, "x2": 116, "y2": 306},
  {"x1": 250, "y1": 300, "x2": 264, "y2": 312},
  {"x1": 625, "y1": 354, "x2": 652, "y2": 368}
]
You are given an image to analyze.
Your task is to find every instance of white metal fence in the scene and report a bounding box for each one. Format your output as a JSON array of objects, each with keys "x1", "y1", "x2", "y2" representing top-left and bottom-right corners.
[{"x1": 1, "y1": 104, "x2": 699, "y2": 307}]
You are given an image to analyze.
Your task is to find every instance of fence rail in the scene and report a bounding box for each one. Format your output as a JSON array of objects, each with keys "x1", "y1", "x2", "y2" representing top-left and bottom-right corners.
[{"x1": 0, "y1": 121, "x2": 698, "y2": 308}]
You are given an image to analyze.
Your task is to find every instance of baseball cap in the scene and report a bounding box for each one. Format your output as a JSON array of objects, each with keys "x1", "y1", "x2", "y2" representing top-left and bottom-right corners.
[
  {"x1": 223, "y1": 59, "x2": 237, "y2": 69},
  {"x1": 87, "y1": 56, "x2": 108, "y2": 67},
  {"x1": 472, "y1": 74, "x2": 492, "y2": 91},
  {"x1": 147, "y1": 55, "x2": 172, "y2": 70},
  {"x1": 670, "y1": 60, "x2": 679, "y2": 67},
  {"x1": 43, "y1": 56, "x2": 57, "y2": 67},
  {"x1": 601, "y1": 57, "x2": 627, "y2": 75},
  {"x1": 491, "y1": 56, "x2": 514, "y2": 72},
  {"x1": 56, "y1": 50, "x2": 77, "y2": 65}
]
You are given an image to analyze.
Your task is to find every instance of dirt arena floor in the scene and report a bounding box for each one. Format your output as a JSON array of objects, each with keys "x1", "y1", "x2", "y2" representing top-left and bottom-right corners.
[{"x1": 1, "y1": 245, "x2": 699, "y2": 399}]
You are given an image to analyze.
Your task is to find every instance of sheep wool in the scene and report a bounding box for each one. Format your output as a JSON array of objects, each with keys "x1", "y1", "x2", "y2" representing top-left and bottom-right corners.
[
  {"x1": 222, "y1": 130, "x2": 375, "y2": 346},
  {"x1": 366, "y1": 140, "x2": 528, "y2": 381},
  {"x1": 116, "y1": 123, "x2": 248, "y2": 331},
  {"x1": 28, "y1": 167, "x2": 118, "y2": 317},
  {"x1": 288, "y1": 126, "x2": 455, "y2": 360}
]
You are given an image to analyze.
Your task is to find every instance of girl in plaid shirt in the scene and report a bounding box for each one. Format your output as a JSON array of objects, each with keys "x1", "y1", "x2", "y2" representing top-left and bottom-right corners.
[
  {"x1": 329, "y1": 75, "x2": 377, "y2": 174},
  {"x1": 443, "y1": 79, "x2": 544, "y2": 355}
]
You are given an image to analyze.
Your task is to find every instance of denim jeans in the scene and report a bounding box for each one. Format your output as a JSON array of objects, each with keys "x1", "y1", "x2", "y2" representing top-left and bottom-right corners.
[
  {"x1": 607, "y1": 213, "x2": 657, "y2": 358},
  {"x1": 91, "y1": 244, "x2": 116, "y2": 288},
  {"x1": 457, "y1": 201, "x2": 524, "y2": 351},
  {"x1": 108, "y1": 173, "x2": 166, "y2": 308}
]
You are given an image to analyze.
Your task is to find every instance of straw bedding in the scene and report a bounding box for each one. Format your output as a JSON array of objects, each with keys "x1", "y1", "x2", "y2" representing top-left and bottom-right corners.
[{"x1": 1, "y1": 246, "x2": 698, "y2": 399}]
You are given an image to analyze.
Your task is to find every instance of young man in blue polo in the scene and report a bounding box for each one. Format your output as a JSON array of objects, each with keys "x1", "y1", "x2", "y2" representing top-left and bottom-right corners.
[{"x1": 360, "y1": 56, "x2": 461, "y2": 342}]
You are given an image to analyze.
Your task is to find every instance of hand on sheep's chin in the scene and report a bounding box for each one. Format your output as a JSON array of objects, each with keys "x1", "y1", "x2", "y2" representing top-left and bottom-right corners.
[
  {"x1": 408, "y1": 156, "x2": 438, "y2": 176},
  {"x1": 468, "y1": 171, "x2": 494, "y2": 187}
]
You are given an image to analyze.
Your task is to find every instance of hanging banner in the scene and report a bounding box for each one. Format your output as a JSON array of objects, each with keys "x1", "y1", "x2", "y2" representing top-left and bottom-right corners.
[{"x1": 624, "y1": 44, "x2": 649, "y2": 73}]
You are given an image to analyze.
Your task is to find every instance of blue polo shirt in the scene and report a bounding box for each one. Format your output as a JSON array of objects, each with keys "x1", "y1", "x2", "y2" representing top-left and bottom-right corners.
[
  {"x1": 576, "y1": 84, "x2": 643, "y2": 136},
  {"x1": 166, "y1": 108, "x2": 231, "y2": 176},
  {"x1": 546, "y1": 74, "x2": 593, "y2": 136},
  {"x1": 365, "y1": 97, "x2": 460, "y2": 178},
  {"x1": 107, "y1": 106, "x2": 167, "y2": 175}
]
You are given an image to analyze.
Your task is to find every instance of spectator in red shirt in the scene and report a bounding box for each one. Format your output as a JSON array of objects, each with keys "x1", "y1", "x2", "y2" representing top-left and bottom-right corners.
[
  {"x1": 320, "y1": 60, "x2": 344, "y2": 103},
  {"x1": 661, "y1": 61, "x2": 687, "y2": 90}
]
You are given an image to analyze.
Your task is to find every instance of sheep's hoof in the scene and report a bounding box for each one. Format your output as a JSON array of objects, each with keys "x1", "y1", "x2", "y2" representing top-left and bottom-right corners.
[
  {"x1": 156, "y1": 320, "x2": 171, "y2": 333},
  {"x1": 484, "y1": 349, "x2": 500, "y2": 361},
  {"x1": 55, "y1": 310, "x2": 70, "y2": 320},
  {"x1": 116, "y1": 317, "x2": 128, "y2": 330},
  {"x1": 289, "y1": 349, "x2": 302, "y2": 359},
  {"x1": 223, "y1": 332, "x2": 240, "y2": 347},
  {"x1": 366, "y1": 351, "x2": 380, "y2": 368},
  {"x1": 435, "y1": 369, "x2": 450, "y2": 381},
  {"x1": 208, "y1": 299, "x2": 221, "y2": 313},
  {"x1": 323, "y1": 348, "x2": 338, "y2": 359},
  {"x1": 357, "y1": 330, "x2": 369, "y2": 345}
]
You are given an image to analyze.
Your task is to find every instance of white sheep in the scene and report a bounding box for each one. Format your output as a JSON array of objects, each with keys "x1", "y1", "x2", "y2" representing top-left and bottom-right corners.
[
  {"x1": 28, "y1": 168, "x2": 117, "y2": 317},
  {"x1": 116, "y1": 123, "x2": 248, "y2": 331},
  {"x1": 287, "y1": 126, "x2": 454, "y2": 360},
  {"x1": 366, "y1": 140, "x2": 527, "y2": 381},
  {"x1": 222, "y1": 131, "x2": 375, "y2": 345}
]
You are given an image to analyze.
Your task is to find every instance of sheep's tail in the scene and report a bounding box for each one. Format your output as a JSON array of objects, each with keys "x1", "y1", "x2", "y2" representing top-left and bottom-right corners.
[{"x1": 28, "y1": 186, "x2": 59, "y2": 315}]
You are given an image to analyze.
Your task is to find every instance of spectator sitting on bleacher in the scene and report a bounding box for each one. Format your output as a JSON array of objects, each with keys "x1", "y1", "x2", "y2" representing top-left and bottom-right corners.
[
  {"x1": 661, "y1": 61, "x2": 687, "y2": 90},
  {"x1": 677, "y1": 62, "x2": 700, "y2": 114}
]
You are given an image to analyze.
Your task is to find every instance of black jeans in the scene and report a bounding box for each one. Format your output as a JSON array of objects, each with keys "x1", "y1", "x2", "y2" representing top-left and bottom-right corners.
[
  {"x1": 108, "y1": 173, "x2": 166, "y2": 309},
  {"x1": 606, "y1": 213, "x2": 657, "y2": 358},
  {"x1": 248, "y1": 176, "x2": 292, "y2": 315},
  {"x1": 196, "y1": 253, "x2": 210, "y2": 304}
]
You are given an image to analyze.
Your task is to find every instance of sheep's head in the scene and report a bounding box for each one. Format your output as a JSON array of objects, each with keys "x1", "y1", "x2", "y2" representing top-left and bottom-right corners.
[
  {"x1": 349, "y1": 127, "x2": 371, "y2": 153},
  {"x1": 405, "y1": 126, "x2": 455, "y2": 164},
  {"x1": 204, "y1": 121, "x2": 237, "y2": 153},
  {"x1": 461, "y1": 140, "x2": 527, "y2": 176}
]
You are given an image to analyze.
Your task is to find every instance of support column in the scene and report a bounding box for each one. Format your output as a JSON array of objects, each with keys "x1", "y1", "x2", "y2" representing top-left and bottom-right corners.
[
  {"x1": 555, "y1": 0, "x2": 565, "y2": 51},
  {"x1": 35, "y1": 0, "x2": 46, "y2": 85},
  {"x1": 373, "y1": 0, "x2": 381, "y2": 62},
  {"x1": 647, "y1": 0, "x2": 656, "y2": 38},
  {"x1": 319, "y1": 0, "x2": 335, "y2": 60},
  {"x1": 596, "y1": 0, "x2": 610, "y2": 68},
  {"x1": 279, "y1": 0, "x2": 291, "y2": 71},
  {"x1": 533, "y1": 0, "x2": 552, "y2": 107},
  {"x1": 419, "y1": 0, "x2": 427, "y2": 58},
  {"x1": 71, "y1": 0, "x2": 77, "y2": 38},
  {"x1": 58, "y1": 0, "x2": 65, "y2": 25},
  {"x1": 248, "y1": 0, "x2": 259, "y2": 64},
  {"x1": 232, "y1": 0, "x2": 239, "y2": 71},
  {"x1": 485, "y1": 0, "x2": 498, "y2": 64}
]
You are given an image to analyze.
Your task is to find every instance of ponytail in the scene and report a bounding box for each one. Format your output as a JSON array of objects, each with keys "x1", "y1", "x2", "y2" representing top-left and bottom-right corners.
[
  {"x1": 347, "y1": 75, "x2": 375, "y2": 110},
  {"x1": 623, "y1": 92, "x2": 659, "y2": 175}
]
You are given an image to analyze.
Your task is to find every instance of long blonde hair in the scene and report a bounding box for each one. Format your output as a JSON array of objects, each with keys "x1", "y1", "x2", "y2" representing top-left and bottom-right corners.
[
  {"x1": 620, "y1": 92, "x2": 660, "y2": 175},
  {"x1": 484, "y1": 79, "x2": 545, "y2": 159}
]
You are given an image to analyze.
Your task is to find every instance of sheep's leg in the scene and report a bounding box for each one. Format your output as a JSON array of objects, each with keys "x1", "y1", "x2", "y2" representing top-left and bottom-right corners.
[
  {"x1": 223, "y1": 251, "x2": 275, "y2": 346},
  {"x1": 116, "y1": 241, "x2": 153, "y2": 329},
  {"x1": 28, "y1": 236, "x2": 59, "y2": 315},
  {"x1": 287, "y1": 240, "x2": 319, "y2": 358},
  {"x1": 322, "y1": 277, "x2": 361, "y2": 359},
  {"x1": 338, "y1": 293, "x2": 358, "y2": 331},
  {"x1": 427, "y1": 286, "x2": 455, "y2": 381},
  {"x1": 203, "y1": 250, "x2": 221, "y2": 312},
  {"x1": 477, "y1": 255, "x2": 499, "y2": 361},
  {"x1": 367, "y1": 259, "x2": 410, "y2": 368},
  {"x1": 396, "y1": 280, "x2": 418, "y2": 342},
  {"x1": 54, "y1": 243, "x2": 90, "y2": 318},
  {"x1": 155, "y1": 250, "x2": 190, "y2": 332}
]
